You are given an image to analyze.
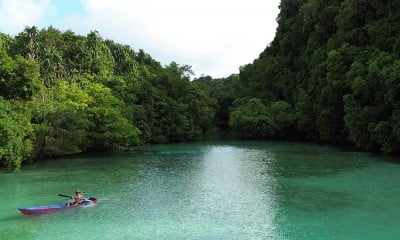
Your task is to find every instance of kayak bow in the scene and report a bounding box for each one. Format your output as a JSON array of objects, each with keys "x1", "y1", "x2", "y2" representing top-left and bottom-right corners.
[{"x1": 18, "y1": 197, "x2": 97, "y2": 215}]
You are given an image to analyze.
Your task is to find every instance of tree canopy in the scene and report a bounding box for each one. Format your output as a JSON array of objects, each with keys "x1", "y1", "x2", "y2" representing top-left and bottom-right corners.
[
  {"x1": 224, "y1": 0, "x2": 400, "y2": 154},
  {"x1": 0, "y1": 28, "x2": 216, "y2": 171},
  {"x1": 2, "y1": 1, "x2": 400, "y2": 171}
]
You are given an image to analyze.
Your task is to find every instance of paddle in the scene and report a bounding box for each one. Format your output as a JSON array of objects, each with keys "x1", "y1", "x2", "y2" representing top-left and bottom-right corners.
[{"x1": 58, "y1": 194, "x2": 72, "y2": 199}]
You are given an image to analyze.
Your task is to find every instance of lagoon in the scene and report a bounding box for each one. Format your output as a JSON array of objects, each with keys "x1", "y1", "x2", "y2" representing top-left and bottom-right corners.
[{"x1": 1, "y1": 141, "x2": 400, "y2": 239}]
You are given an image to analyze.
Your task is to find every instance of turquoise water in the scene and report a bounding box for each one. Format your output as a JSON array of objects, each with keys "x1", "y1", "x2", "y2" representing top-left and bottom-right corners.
[{"x1": 1, "y1": 141, "x2": 400, "y2": 239}]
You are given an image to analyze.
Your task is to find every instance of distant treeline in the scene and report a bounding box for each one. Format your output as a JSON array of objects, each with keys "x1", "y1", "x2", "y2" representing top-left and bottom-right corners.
[{"x1": 1, "y1": 0, "x2": 400, "y2": 171}]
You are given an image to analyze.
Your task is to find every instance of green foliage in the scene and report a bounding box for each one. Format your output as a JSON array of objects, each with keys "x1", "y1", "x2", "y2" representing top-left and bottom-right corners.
[
  {"x1": 130, "y1": 62, "x2": 215, "y2": 142},
  {"x1": 3, "y1": 0, "x2": 400, "y2": 170},
  {"x1": 0, "y1": 42, "x2": 40, "y2": 99},
  {"x1": 270, "y1": 101, "x2": 295, "y2": 136},
  {"x1": 193, "y1": 74, "x2": 240, "y2": 129},
  {"x1": 229, "y1": 98, "x2": 295, "y2": 139},
  {"x1": 224, "y1": 0, "x2": 400, "y2": 153},
  {"x1": 85, "y1": 31, "x2": 115, "y2": 76},
  {"x1": 84, "y1": 80, "x2": 140, "y2": 150},
  {"x1": 0, "y1": 27, "x2": 219, "y2": 171},
  {"x1": 294, "y1": 88, "x2": 317, "y2": 139},
  {"x1": 230, "y1": 98, "x2": 276, "y2": 138},
  {"x1": 0, "y1": 98, "x2": 33, "y2": 171},
  {"x1": 30, "y1": 80, "x2": 91, "y2": 158},
  {"x1": 343, "y1": 51, "x2": 400, "y2": 153}
]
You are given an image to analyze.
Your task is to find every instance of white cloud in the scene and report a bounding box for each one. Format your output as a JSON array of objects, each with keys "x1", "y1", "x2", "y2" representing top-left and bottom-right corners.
[
  {"x1": 62, "y1": 0, "x2": 280, "y2": 78},
  {"x1": 0, "y1": 0, "x2": 280, "y2": 78},
  {"x1": 0, "y1": 0, "x2": 52, "y2": 34}
]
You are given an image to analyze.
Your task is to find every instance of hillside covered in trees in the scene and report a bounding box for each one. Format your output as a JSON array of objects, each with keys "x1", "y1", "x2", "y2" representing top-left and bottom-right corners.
[
  {"x1": 198, "y1": 0, "x2": 400, "y2": 155},
  {"x1": 0, "y1": 27, "x2": 216, "y2": 171},
  {"x1": 1, "y1": 0, "x2": 400, "y2": 171}
]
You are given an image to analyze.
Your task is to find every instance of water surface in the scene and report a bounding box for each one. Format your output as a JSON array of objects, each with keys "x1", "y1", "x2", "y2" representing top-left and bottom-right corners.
[{"x1": 1, "y1": 141, "x2": 399, "y2": 239}]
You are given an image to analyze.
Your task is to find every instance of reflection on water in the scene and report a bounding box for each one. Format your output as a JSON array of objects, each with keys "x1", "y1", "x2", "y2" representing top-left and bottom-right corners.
[
  {"x1": 1, "y1": 141, "x2": 400, "y2": 240},
  {"x1": 198, "y1": 146, "x2": 278, "y2": 238}
]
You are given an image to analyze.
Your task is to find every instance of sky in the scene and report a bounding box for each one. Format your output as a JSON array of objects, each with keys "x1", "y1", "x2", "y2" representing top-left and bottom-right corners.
[{"x1": 0, "y1": 0, "x2": 281, "y2": 78}]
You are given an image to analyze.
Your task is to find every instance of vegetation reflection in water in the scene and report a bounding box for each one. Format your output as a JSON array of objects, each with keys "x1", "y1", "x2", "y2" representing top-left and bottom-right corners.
[{"x1": 1, "y1": 141, "x2": 400, "y2": 240}]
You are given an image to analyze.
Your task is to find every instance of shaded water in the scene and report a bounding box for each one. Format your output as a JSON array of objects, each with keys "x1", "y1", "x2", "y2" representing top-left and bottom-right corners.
[{"x1": 1, "y1": 141, "x2": 400, "y2": 239}]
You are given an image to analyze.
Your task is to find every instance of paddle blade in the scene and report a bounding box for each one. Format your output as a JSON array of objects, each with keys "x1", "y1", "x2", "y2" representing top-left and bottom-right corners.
[{"x1": 58, "y1": 194, "x2": 72, "y2": 198}]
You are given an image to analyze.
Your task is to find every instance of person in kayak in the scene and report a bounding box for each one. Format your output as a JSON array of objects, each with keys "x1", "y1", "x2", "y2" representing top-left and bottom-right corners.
[{"x1": 68, "y1": 190, "x2": 84, "y2": 206}]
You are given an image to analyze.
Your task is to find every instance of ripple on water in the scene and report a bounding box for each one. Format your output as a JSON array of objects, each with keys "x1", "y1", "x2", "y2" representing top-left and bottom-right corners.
[{"x1": 1, "y1": 141, "x2": 400, "y2": 240}]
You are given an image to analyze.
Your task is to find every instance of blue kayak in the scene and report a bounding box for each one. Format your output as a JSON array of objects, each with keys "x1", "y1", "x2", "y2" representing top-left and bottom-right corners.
[{"x1": 18, "y1": 197, "x2": 97, "y2": 215}]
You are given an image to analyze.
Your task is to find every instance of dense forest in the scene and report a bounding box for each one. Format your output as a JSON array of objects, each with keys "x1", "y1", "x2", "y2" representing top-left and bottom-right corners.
[
  {"x1": 1, "y1": 0, "x2": 400, "y2": 172},
  {"x1": 197, "y1": 0, "x2": 400, "y2": 154},
  {"x1": 0, "y1": 27, "x2": 216, "y2": 171}
]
